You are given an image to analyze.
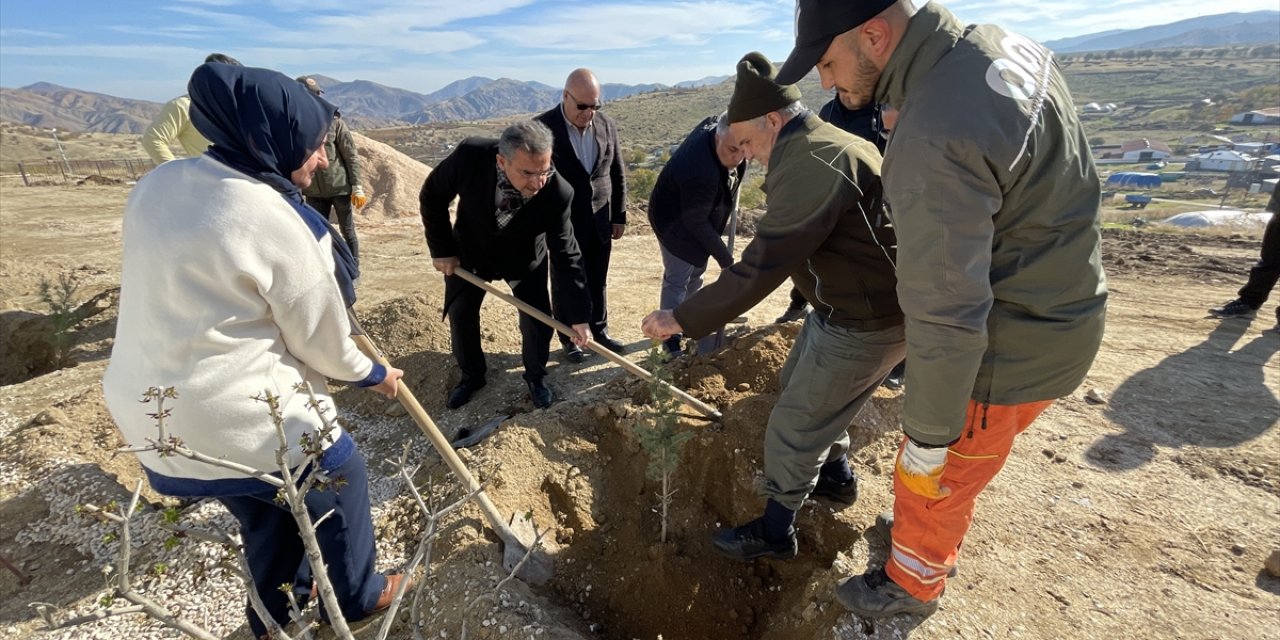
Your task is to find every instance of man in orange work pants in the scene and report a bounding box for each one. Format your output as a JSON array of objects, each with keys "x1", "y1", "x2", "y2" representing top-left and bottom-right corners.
[{"x1": 772, "y1": 0, "x2": 1108, "y2": 617}]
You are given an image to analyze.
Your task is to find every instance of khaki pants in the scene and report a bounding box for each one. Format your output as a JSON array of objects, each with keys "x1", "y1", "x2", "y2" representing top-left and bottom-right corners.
[{"x1": 762, "y1": 313, "x2": 905, "y2": 510}]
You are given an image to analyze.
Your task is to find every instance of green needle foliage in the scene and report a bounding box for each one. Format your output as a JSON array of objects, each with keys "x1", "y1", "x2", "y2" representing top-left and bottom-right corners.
[
  {"x1": 636, "y1": 341, "x2": 694, "y2": 542},
  {"x1": 37, "y1": 272, "x2": 80, "y2": 366}
]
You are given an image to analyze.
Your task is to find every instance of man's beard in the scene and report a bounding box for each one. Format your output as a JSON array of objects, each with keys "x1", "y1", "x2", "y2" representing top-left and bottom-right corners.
[{"x1": 839, "y1": 51, "x2": 882, "y2": 110}]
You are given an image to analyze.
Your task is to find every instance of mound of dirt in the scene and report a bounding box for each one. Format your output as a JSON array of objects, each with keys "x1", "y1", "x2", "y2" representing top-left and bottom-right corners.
[
  {"x1": 0, "y1": 288, "x2": 117, "y2": 387},
  {"x1": 413, "y1": 323, "x2": 905, "y2": 640},
  {"x1": 75, "y1": 175, "x2": 125, "y2": 186},
  {"x1": 352, "y1": 132, "x2": 431, "y2": 219}
]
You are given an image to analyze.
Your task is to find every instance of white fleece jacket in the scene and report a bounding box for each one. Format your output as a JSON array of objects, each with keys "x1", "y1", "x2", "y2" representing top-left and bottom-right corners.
[{"x1": 104, "y1": 156, "x2": 379, "y2": 494}]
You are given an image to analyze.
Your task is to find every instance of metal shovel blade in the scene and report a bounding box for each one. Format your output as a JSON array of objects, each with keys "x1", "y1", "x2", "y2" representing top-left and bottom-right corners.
[
  {"x1": 501, "y1": 512, "x2": 555, "y2": 586},
  {"x1": 451, "y1": 414, "x2": 509, "y2": 449}
]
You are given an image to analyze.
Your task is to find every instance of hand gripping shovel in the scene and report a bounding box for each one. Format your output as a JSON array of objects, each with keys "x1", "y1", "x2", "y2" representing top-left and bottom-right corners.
[
  {"x1": 348, "y1": 314, "x2": 554, "y2": 585},
  {"x1": 452, "y1": 268, "x2": 722, "y2": 422}
]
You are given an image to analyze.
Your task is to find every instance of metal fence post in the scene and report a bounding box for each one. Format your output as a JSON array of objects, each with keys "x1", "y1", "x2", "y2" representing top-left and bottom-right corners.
[{"x1": 18, "y1": 162, "x2": 29, "y2": 187}]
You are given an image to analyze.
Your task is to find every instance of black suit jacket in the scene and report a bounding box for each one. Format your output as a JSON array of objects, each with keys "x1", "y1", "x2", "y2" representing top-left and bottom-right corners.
[
  {"x1": 536, "y1": 106, "x2": 627, "y2": 245},
  {"x1": 419, "y1": 137, "x2": 590, "y2": 323}
]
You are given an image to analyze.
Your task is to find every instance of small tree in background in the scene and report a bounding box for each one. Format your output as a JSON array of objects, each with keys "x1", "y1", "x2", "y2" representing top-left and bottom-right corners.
[
  {"x1": 635, "y1": 343, "x2": 694, "y2": 543},
  {"x1": 37, "y1": 272, "x2": 80, "y2": 366}
]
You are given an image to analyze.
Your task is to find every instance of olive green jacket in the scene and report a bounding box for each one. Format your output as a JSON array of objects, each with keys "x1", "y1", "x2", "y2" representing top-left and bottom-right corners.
[
  {"x1": 876, "y1": 3, "x2": 1108, "y2": 445},
  {"x1": 302, "y1": 117, "x2": 363, "y2": 199},
  {"x1": 674, "y1": 112, "x2": 901, "y2": 338}
]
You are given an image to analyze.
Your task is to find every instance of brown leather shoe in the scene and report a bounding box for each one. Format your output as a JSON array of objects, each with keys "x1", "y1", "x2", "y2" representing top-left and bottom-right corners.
[{"x1": 366, "y1": 573, "x2": 412, "y2": 614}]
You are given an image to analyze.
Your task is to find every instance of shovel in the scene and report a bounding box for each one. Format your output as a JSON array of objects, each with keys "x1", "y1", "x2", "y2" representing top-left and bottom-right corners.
[
  {"x1": 452, "y1": 268, "x2": 722, "y2": 421},
  {"x1": 347, "y1": 314, "x2": 554, "y2": 585}
]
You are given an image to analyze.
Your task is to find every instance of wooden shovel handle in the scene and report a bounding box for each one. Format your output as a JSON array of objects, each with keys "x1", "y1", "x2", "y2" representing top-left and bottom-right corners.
[
  {"x1": 349, "y1": 329, "x2": 516, "y2": 541},
  {"x1": 453, "y1": 268, "x2": 723, "y2": 421}
]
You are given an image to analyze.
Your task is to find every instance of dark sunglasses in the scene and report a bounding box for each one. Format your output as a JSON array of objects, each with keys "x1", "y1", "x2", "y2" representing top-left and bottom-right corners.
[{"x1": 566, "y1": 90, "x2": 602, "y2": 112}]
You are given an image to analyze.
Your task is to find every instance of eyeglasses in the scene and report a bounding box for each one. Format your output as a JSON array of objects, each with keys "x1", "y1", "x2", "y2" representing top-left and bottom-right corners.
[
  {"x1": 518, "y1": 167, "x2": 556, "y2": 180},
  {"x1": 566, "y1": 90, "x2": 602, "y2": 112}
]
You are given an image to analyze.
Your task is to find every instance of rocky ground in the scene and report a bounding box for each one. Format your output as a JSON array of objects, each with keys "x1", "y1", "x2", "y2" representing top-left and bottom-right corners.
[{"x1": 0, "y1": 181, "x2": 1277, "y2": 640}]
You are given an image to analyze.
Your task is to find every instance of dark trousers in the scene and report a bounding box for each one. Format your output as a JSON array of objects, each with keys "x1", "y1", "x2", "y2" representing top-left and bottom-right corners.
[
  {"x1": 216, "y1": 448, "x2": 384, "y2": 639},
  {"x1": 788, "y1": 286, "x2": 808, "y2": 309},
  {"x1": 556, "y1": 235, "x2": 611, "y2": 345},
  {"x1": 1238, "y1": 211, "x2": 1280, "y2": 309},
  {"x1": 446, "y1": 258, "x2": 553, "y2": 383},
  {"x1": 306, "y1": 194, "x2": 359, "y2": 266}
]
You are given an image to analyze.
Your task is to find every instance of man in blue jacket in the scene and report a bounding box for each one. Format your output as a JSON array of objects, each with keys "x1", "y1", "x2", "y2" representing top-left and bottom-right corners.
[{"x1": 647, "y1": 114, "x2": 746, "y2": 357}]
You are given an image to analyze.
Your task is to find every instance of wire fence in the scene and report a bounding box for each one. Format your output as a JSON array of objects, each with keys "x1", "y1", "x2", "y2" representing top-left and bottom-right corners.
[{"x1": 0, "y1": 158, "x2": 159, "y2": 186}]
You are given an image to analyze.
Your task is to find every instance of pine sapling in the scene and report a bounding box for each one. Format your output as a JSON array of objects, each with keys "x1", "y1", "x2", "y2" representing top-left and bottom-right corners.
[
  {"x1": 636, "y1": 342, "x2": 694, "y2": 543},
  {"x1": 37, "y1": 272, "x2": 80, "y2": 366}
]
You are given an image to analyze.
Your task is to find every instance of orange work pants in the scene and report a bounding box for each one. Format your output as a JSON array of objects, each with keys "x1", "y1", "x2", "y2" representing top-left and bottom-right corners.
[{"x1": 886, "y1": 398, "x2": 1054, "y2": 601}]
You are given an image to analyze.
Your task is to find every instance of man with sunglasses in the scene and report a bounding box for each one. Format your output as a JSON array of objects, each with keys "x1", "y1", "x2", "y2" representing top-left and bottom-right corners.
[
  {"x1": 420, "y1": 120, "x2": 591, "y2": 410},
  {"x1": 537, "y1": 69, "x2": 629, "y2": 363}
]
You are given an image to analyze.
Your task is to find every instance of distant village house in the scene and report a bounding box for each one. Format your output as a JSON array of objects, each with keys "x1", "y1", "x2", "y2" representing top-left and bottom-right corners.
[
  {"x1": 1229, "y1": 107, "x2": 1280, "y2": 125},
  {"x1": 1118, "y1": 139, "x2": 1172, "y2": 162},
  {"x1": 1189, "y1": 150, "x2": 1257, "y2": 172}
]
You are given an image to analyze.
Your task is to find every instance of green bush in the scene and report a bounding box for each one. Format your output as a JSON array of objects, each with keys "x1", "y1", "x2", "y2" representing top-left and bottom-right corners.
[{"x1": 629, "y1": 167, "x2": 659, "y2": 202}]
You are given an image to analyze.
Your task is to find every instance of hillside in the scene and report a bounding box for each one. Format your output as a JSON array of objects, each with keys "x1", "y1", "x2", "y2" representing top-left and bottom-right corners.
[
  {"x1": 0, "y1": 84, "x2": 161, "y2": 135},
  {"x1": 1045, "y1": 10, "x2": 1280, "y2": 52}
]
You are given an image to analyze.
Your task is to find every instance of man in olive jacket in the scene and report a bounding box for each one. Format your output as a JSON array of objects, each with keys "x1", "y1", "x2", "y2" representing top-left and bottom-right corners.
[
  {"x1": 777, "y1": 0, "x2": 1108, "y2": 618},
  {"x1": 298, "y1": 76, "x2": 368, "y2": 268},
  {"x1": 642, "y1": 52, "x2": 903, "y2": 562}
]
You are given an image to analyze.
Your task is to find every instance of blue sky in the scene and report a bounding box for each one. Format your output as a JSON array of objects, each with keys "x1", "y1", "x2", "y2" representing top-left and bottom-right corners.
[{"x1": 0, "y1": 0, "x2": 1276, "y2": 102}]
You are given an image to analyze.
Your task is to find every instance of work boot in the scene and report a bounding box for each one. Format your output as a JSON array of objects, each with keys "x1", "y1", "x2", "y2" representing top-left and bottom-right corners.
[
  {"x1": 711, "y1": 517, "x2": 797, "y2": 561},
  {"x1": 811, "y1": 474, "x2": 859, "y2": 506},
  {"x1": 594, "y1": 333, "x2": 627, "y2": 354},
  {"x1": 563, "y1": 344, "x2": 586, "y2": 363},
  {"x1": 774, "y1": 302, "x2": 809, "y2": 324},
  {"x1": 882, "y1": 361, "x2": 906, "y2": 390},
  {"x1": 527, "y1": 379, "x2": 553, "y2": 409},
  {"x1": 1209, "y1": 299, "x2": 1258, "y2": 318},
  {"x1": 663, "y1": 335, "x2": 684, "y2": 359},
  {"x1": 446, "y1": 378, "x2": 485, "y2": 409},
  {"x1": 837, "y1": 567, "x2": 939, "y2": 618}
]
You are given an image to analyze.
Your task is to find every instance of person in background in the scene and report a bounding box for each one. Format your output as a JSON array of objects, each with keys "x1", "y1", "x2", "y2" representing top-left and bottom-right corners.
[
  {"x1": 140, "y1": 53, "x2": 241, "y2": 164},
  {"x1": 1209, "y1": 188, "x2": 1280, "y2": 330},
  {"x1": 642, "y1": 52, "x2": 903, "y2": 562},
  {"x1": 775, "y1": 0, "x2": 1107, "y2": 618},
  {"x1": 419, "y1": 120, "x2": 591, "y2": 410},
  {"x1": 647, "y1": 113, "x2": 746, "y2": 358},
  {"x1": 105, "y1": 62, "x2": 406, "y2": 639},
  {"x1": 297, "y1": 76, "x2": 368, "y2": 269},
  {"x1": 536, "y1": 69, "x2": 628, "y2": 362}
]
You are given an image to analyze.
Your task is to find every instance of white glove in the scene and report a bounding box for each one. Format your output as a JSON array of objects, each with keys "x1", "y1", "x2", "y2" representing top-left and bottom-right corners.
[{"x1": 896, "y1": 438, "x2": 951, "y2": 500}]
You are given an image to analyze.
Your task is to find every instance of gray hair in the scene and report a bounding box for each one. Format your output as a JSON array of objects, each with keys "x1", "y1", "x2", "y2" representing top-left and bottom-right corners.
[
  {"x1": 716, "y1": 111, "x2": 731, "y2": 137},
  {"x1": 750, "y1": 100, "x2": 806, "y2": 128},
  {"x1": 499, "y1": 120, "x2": 554, "y2": 159}
]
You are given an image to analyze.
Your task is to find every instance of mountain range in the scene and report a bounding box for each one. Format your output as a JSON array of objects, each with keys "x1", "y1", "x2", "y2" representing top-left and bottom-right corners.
[
  {"x1": 1043, "y1": 10, "x2": 1279, "y2": 52},
  {"x1": 0, "y1": 11, "x2": 1274, "y2": 134}
]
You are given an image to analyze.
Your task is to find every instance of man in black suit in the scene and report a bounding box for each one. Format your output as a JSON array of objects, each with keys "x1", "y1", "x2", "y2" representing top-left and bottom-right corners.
[
  {"x1": 420, "y1": 120, "x2": 591, "y2": 409},
  {"x1": 536, "y1": 68, "x2": 628, "y2": 362}
]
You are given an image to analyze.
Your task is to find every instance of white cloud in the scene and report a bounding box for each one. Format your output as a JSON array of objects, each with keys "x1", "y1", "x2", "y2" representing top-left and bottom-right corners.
[
  {"x1": 483, "y1": 1, "x2": 784, "y2": 51},
  {"x1": 0, "y1": 28, "x2": 65, "y2": 39},
  {"x1": 108, "y1": 25, "x2": 211, "y2": 40}
]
